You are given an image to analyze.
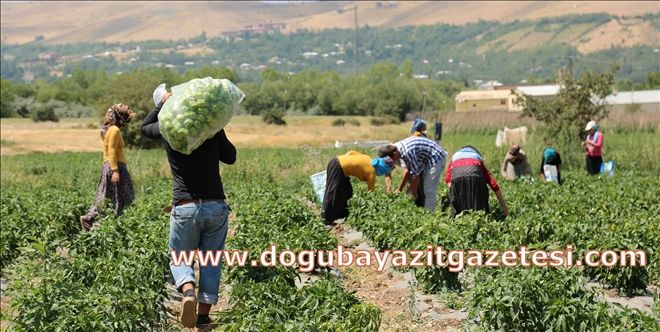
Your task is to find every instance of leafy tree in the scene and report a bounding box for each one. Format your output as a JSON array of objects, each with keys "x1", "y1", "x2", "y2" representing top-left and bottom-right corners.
[
  {"x1": 181, "y1": 66, "x2": 238, "y2": 84},
  {"x1": 400, "y1": 59, "x2": 413, "y2": 79},
  {"x1": 97, "y1": 68, "x2": 179, "y2": 148},
  {"x1": 646, "y1": 72, "x2": 660, "y2": 89},
  {"x1": 514, "y1": 63, "x2": 620, "y2": 167},
  {"x1": 1, "y1": 79, "x2": 15, "y2": 117}
]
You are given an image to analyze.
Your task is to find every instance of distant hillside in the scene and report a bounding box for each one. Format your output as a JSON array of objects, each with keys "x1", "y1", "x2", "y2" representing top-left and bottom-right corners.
[
  {"x1": 1, "y1": 0, "x2": 658, "y2": 53},
  {"x1": 2, "y1": 12, "x2": 658, "y2": 85}
]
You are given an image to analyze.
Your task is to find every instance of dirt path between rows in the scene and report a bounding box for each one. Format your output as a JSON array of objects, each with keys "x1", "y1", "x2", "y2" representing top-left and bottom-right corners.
[{"x1": 329, "y1": 222, "x2": 468, "y2": 332}]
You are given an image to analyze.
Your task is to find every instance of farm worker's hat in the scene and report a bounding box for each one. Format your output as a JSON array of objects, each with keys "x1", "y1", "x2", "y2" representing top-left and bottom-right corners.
[
  {"x1": 372, "y1": 157, "x2": 394, "y2": 176},
  {"x1": 153, "y1": 83, "x2": 167, "y2": 107},
  {"x1": 584, "y1": 120, "x2": 597, "y2": 131}
]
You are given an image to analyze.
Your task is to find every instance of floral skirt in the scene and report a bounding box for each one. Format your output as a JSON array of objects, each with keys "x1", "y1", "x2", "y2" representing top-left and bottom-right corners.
[{"x1": 81, "y1": 162, "x2": 135, "y2": 223}]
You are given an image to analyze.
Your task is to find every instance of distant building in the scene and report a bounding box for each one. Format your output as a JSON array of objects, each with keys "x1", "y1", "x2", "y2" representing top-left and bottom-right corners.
[
  {"x1": 455, "y1": 90, "x2": 514, "y2": 112},
  {"x1": 603, "y1": 90, "x2": 660, "y2": 113},
  {"x1": 302, "y1": 52, "x2": 319, "y2": 59},
  {"x1": 22, "y1": 70, "x2": 34, "y2": 82},
  {"x1": 513, "y1": 84, "x2": 561, "y2": 99},
  {"x1": 477, "y1": 80, "x2": 504, "y2": 90},
  {"x1": 467, "y1": 84, "x2": 659, "y2": 113},
  {"x1": 49, "y1": 70, "x2": 64, "y2": 78},
  {"x1": 38, "y1": 52, "x2": 59, "y2": 61},
  {"x1": 222, "y1": 22, "x2": 286, "y2": 37}
]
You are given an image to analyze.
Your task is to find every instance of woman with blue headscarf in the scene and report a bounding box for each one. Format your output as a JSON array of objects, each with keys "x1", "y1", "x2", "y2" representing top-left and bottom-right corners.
[
  {"x1": 411, "y1": 118, "x2": 428, "y2": 137},
  {"x1": 322, "y1": 151, "x2": 393, "y2": 225},
  {"x1": 445, "y1": 146, "x2": 508, "y2": 217},
  {"x1": 540, "y1": 145, "x2": 562, "y2": 184}
]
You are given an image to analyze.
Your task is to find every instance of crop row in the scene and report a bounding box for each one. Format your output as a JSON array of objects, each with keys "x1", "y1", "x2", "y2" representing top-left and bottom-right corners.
[
  {"x1": 215, "y1": 183, "x2": 381, "y2": 331},
  {"x1": 346, "y1": 171, "x2": 658, "y2": 331},
  {"x1": 7, "y1": 179, "x2": 173, "y2": 331}
]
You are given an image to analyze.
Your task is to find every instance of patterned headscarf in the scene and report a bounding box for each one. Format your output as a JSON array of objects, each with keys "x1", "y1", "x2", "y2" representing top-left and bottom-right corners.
[
  {"x1": 100, "y1": 103, "x2": 133, "y2": 139},
  {"x1": 411, "y1": 118, "x2": 427, "y2": 134}
]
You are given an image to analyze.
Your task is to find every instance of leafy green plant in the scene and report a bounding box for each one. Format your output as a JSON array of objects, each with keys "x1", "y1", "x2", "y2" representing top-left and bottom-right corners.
[{"x1": 332, "y1": 118, "x2": 346, "y2": 126}]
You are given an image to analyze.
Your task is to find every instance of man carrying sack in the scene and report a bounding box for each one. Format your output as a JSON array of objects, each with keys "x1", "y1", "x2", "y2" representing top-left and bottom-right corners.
[{"x1": 141, "y1": 83, "x2": 237, "y2": 329}]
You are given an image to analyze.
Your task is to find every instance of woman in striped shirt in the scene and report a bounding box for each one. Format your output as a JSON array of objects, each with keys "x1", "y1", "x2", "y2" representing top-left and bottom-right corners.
[{"x1": 445, "y1": 146, "x2": 508, "y2": 217}]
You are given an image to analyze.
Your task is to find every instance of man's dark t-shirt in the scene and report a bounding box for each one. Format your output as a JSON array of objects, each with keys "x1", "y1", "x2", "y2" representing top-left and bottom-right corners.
[{"x1": 141, "y1": 104, "x2": 236, "y2": 205}]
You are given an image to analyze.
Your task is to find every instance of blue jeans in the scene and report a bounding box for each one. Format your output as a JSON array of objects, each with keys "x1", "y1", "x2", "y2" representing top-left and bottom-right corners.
[{"x1": 169, "y1": 200, "x2": 229, "y2": 304}]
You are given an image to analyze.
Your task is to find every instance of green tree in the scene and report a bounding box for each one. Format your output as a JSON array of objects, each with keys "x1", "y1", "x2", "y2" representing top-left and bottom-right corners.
[
  {"x1": 400, "y1": 59, "x2": 413, "y2": 79},
  {"x1": 646, "y1": 72, "x2": 660, "y2": 89},
  {"x1": 97, "y1": 68, "x2": 180, "y2": 148},
  {"x1": 181, "y1": 66, "x2": 238, "y2": 84},
  {"x1": 1, "y1": 79, "x2": 15, "y2": 117},
  {"x1": 514, "y1": 63, "x2": 619, "y2": 167}
]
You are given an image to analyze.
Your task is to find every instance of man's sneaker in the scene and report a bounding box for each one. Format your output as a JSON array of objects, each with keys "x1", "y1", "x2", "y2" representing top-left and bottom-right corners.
[{"x1": 180, "y1": 290, "x2": 197, "y2": 328}]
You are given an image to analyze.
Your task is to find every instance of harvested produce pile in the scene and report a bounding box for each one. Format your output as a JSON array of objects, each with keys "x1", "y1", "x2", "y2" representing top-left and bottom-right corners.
[{"x1": 158, "y1": 77, "x2": 245, "y2": 154}]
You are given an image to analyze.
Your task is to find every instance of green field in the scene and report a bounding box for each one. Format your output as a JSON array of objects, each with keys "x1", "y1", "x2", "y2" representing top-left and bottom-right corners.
[{"x1": 1, "y1": 130, "x2": 659, "y2": 331}]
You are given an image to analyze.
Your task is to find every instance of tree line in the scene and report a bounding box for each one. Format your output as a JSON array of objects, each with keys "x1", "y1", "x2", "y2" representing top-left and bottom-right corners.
[{"x1": 0, "y1": 62, "x2": 465, "y2": 147}]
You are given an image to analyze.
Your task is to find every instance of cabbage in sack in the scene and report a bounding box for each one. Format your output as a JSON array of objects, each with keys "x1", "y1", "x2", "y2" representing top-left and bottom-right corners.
[{"x1": 158, "y1": 77, "x2": 245, "y2": 154}]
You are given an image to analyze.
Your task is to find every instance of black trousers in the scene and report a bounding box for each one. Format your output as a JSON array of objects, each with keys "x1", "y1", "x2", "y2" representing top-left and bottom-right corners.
[
  {"x1": 586, "y1": 156, "x2": 603, "y2": 175},
  {"x1": 322, "y1": 158, "x2": 353, "y2": 224}
]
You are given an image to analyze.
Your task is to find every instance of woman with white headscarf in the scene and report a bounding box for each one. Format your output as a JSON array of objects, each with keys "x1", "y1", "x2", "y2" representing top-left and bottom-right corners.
[{"x1": 581, "y1": 120, "x2": 604, "y2": 175}]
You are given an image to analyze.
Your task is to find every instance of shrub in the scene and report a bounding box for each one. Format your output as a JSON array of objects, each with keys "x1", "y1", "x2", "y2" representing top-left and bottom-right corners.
[
  {"x1": 262, "y1": 108, "x2": 286, "y2": 125},
  {"x1": 370, "y1": 118, "x2": 385, "y2": 126},
  {"x1": 347, "y1": 118, "x2": 361, "y2": 126},
  {"x1": 370, "y1": 116, "x2": 399, "y2": 126},
  {"x1": 332, "y1": 118, "x2": 346, "y2": 126},
  {"x1": 31, "y1": 105, "x2": 59, "y2": 122}
]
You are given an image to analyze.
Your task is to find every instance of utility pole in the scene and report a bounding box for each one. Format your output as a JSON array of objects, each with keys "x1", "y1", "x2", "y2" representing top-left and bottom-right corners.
[
  {"x1": 353, "y1": 4, "x2": 358, "y2": 75},
  {"x1": 421, "y1": 91, "x2": 428, "y2": 120}
]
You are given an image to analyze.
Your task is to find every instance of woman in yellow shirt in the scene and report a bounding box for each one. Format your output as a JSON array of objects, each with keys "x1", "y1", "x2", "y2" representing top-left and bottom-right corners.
[
  {"x1": 80, "y1": 103, "x2": 136, "y2": 231},
  {"x1": 322, "y1": 150, "x2": 393, "y2": 225}
]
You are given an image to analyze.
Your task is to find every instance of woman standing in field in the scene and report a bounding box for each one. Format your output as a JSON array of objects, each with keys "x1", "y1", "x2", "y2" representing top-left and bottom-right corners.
[
  {"x1": 445, "y1": 146, "x2": 508, "y2": 217},
  {"x1": 582, "y1": 120, "x2": 604, "y2": 175},
  {"x1": 80, "y1": 103, "x2": 136, "y2": 231}
]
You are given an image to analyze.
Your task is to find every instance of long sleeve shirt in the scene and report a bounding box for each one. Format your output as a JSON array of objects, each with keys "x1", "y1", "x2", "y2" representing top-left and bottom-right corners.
[
  {"x1": 336, "y1": 150, "x2": 377, "y2": 191},
  {"x1": 141, "y1": 104, "x2": 236, "y2": 205},
  {"x1": 393, "y1": 136, "x2": 447, "y2": 177},
  {"x1": 445, "y1": 157, "x2": 500, "y2": 192},
  {"x1": 103, "y1": 125, "x2": 126, "y2": 170},
  {"x1": 585, "y1": 131, "x2": 603, "y2": 157}
]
